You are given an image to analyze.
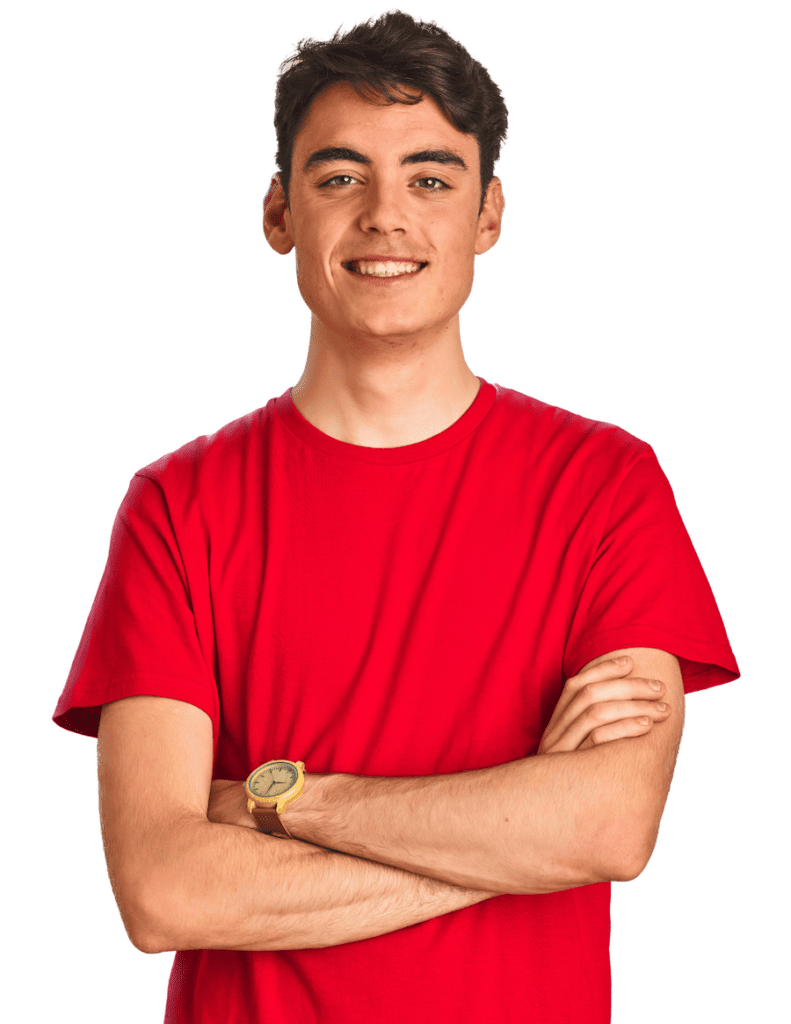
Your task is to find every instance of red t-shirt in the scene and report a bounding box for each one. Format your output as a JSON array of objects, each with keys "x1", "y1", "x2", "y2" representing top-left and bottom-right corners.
[{"x1": 53, "y1": 377, "x2": 739, "y2": 1024}]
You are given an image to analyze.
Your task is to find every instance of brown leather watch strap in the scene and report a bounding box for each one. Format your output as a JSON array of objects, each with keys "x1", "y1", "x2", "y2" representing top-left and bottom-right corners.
[{"x1": 252, "y1": 805, "x2": 294, "y2": 839}]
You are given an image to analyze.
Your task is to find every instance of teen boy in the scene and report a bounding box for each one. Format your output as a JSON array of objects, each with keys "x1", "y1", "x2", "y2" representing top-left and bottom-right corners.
[{"x1": 54, "y1": 11, "x2": 739, "y2": 1023}]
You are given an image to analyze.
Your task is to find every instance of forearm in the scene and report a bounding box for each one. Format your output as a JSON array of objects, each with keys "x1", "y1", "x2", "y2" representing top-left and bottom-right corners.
[
  {"x1": 284, "y1": 742, "x2": 644, "y2": 894},
  {"x1": 143, "y1": 818, "x2": 499, "y2": 954}
]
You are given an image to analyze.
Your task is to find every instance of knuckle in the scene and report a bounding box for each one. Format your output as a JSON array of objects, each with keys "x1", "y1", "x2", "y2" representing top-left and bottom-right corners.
[{"x1": 588, "y1": 703, "x2": 608, "y2": 722}]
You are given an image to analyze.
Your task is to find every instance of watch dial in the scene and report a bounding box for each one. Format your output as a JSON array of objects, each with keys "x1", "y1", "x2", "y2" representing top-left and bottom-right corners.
[{"x1": 250, "y1": 761, "x2": 298, "y2": 798}]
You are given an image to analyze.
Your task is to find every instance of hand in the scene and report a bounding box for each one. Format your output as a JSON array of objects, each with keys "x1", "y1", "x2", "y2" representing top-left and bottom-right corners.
[
  {"x1": 537, "y1": 656, "x2": 671, "y2": 755},
  {"x1": 207, "y1": 779, "x2": 259, "y2": 829}
]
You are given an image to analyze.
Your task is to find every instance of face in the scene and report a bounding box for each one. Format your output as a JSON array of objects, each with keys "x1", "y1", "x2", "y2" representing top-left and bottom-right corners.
[{"x1": 266, "y1": 82, "x2": 502, "y2": 347}]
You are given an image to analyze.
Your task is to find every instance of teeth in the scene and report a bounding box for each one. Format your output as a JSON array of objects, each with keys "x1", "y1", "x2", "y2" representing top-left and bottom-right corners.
[{"x1": 349, "y1": 261, "x2": 424, "y2": 277}]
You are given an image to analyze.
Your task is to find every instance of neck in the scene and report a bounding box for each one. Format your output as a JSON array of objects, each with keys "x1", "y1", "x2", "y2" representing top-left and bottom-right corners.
[{"x1": 290, "y1": 317, "x2": 480, "y2": 448}]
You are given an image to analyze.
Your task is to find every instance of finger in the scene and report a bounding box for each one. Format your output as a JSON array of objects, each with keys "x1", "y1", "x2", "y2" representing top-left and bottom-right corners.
[
  {"x1": 540, "y1": 699, "x2": 671, "y2": 754},
  {"x1": 564, "y1": 657, "x2": 635, "y2": 700},
  {"x1": 554, "y1": 676, "x2": 665, "y2": 735},
  {"x1": 577, "y1": 715, "x2": 656, "y2": 751},
  {"x1": 541, "y1": 676, "x2": 666, "y2": 751},
  {"x1": 544, "y1": 657, "x2": 634, "y2": 735}
]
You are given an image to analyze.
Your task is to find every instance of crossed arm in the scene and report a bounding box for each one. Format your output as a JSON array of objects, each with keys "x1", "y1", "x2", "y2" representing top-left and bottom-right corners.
[{"x1": 97, "y1": 646, "x2": 684, "y2": 954}]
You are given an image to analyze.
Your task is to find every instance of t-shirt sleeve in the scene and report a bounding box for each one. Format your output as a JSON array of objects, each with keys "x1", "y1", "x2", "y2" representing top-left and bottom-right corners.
[
  {"x1": 52, "y1": 472, "x2": 220, "y2": 748},
  {"x1": 562, "y1": 448, "x2": 740, "y2": 693}
]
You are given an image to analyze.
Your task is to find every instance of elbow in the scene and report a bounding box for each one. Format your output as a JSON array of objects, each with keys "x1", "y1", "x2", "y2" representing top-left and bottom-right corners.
[
  {"x1": 589, "y1": 809, "x2": 657, "y2": 883},
  {"x1": 113, "y1": 896, "x2": 169, "y2": 955},
  {"x1": 603, "y1": 827, "x2": 656, "y2": 882},
  {"x1": 121, "y1": 895, "x2": 175, "y2": 955},
  {"x1": 128, "y1": 904, "x2": 187, "y2": 955},
  {"x1": 120, "y1": 875, "x2": 187, "y2": 955},
  {"x1": 133, "y1": 919, "x2": 194, "y2": 955},
  {"x1": 105, "y1": 821, "x2": 211, "y2": 955},
  {"x1": 608, "y1": 849, "x2": 649, "y2": 882},
  {"x1": 136, "y1": 933, "x2": 179, "y2": 954}
]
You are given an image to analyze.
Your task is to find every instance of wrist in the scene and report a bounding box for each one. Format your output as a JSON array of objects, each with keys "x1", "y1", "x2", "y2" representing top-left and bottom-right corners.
[{"x1": 281, "y1": 770, "x2": 337, "y2": 839}]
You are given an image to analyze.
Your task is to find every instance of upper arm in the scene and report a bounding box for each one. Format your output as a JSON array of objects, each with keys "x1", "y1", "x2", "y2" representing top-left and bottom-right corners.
[
  {"x1": 97, "y1": 695, "x2": 214, "y2": 952},
  {"x1": 577, "y1": 646, "x2": 686, "y2": 879}
]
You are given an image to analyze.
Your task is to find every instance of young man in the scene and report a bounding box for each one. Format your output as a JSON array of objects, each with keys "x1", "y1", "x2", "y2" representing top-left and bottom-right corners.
[{"x1": 53, "y1": 11, "x2": 739, "y2": 1024}]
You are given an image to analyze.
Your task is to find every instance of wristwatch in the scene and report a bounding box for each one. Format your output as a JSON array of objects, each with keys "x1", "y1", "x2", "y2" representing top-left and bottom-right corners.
[{"x1": 244, "y1": 759, "x2": 306, "y2": 838}]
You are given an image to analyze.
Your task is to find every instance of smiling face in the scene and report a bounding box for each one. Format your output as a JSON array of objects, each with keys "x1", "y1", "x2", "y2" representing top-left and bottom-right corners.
[{"x1": 267, "y1": 81, "x2": 503, "y2": 349}]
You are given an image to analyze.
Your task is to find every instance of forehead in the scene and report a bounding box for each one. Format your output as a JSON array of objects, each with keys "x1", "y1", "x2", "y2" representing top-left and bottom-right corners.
[{"x1": 293, "y1": 81, "x2": 477, "y2": 164}]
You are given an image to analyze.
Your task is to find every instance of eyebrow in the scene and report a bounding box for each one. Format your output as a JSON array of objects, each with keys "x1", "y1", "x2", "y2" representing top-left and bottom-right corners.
[
  {"x1": 302, "y1": 146, "x2": 469, "y2": 173},
  {"x1": 405, "y1": 149, "x2": 467, "y2": 168}
]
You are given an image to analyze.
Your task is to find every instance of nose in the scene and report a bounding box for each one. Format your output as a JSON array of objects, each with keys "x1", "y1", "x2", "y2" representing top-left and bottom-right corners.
[{"x1": 358, "y1": 178, "x2": 407, "y2": 235}]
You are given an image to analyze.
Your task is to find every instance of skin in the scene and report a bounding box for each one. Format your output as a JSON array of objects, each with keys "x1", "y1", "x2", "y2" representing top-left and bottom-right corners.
[
  {"x1": 96, "y1": 85, "x2": 683, "y2": 954},
  {"x1": 263, "y1": 81, "x2": 505, "y2": 448},
  {"x1": 208, "y1": 655, "x2": 673, "y2": 831}
]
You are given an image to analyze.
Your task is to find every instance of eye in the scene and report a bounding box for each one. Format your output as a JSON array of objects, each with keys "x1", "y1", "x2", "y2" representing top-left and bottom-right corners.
[
  {"x1": 417, "y1": 177, "x2": 449, "y2": 191},
  {"x1": 319, "y1": 174, "x2": 360, "y2": 188}
]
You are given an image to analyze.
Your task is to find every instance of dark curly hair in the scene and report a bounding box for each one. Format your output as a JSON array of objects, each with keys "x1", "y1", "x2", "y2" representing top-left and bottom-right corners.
[{"x1": 273, "y1": 10, "x2": 508, "y2": 216}]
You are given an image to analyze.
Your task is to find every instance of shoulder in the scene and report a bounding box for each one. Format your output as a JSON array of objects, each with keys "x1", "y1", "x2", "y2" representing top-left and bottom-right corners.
[
  {"x1": 117, "y1": 399, "x2": 279, "y2": 529},
  {"x1": 490, "y1": 381, "x2": 655, "y2": 482},
  {"x1": 130, "y1": 400, "x2": 279, "y2": 498}
]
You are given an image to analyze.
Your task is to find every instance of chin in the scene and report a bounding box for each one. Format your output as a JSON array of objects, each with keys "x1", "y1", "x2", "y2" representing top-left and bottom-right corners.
[
  {"x1": 318, "y1": 303, "x2": 428, "y2": 340},
  {"x1": 348, "y1": 318, "x2": 433, "y2": 343}
]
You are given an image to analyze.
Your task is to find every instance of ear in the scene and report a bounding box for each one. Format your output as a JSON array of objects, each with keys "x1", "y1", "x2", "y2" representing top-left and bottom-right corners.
[
  {"x1": 263, "y1": 174, "x2": 294, "y2": 255},
  {"x1": 474, "y1": 176, "x2": 504, "y2": 256}
]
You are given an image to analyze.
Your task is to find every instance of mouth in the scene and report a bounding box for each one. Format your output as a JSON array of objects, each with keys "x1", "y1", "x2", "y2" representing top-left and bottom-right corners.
[{"x1": 342, "y1": 260, "x2": 428, "y2": 278}]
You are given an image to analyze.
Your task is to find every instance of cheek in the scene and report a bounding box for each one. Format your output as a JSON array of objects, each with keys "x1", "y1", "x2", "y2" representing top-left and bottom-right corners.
[
  {"x1": 294, "y1": 226, "x2": 337, "y2": 286},
  {"x1": 293, "y1": 248, "x2": 344, "y2": 317},
  {"x1": 447, "y1": 235, "x2": 476, "y2": 281}
]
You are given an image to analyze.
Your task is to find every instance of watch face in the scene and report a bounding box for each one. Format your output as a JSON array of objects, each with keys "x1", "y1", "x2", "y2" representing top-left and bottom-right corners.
[{"x1": 249, "y1": 761, "x2": 298, "y2": 800}]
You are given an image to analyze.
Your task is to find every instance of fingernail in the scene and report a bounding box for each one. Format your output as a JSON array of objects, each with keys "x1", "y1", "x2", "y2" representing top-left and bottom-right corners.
[{"x1": 650, "y1": 681, "x2": 661, "y2": 690}]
